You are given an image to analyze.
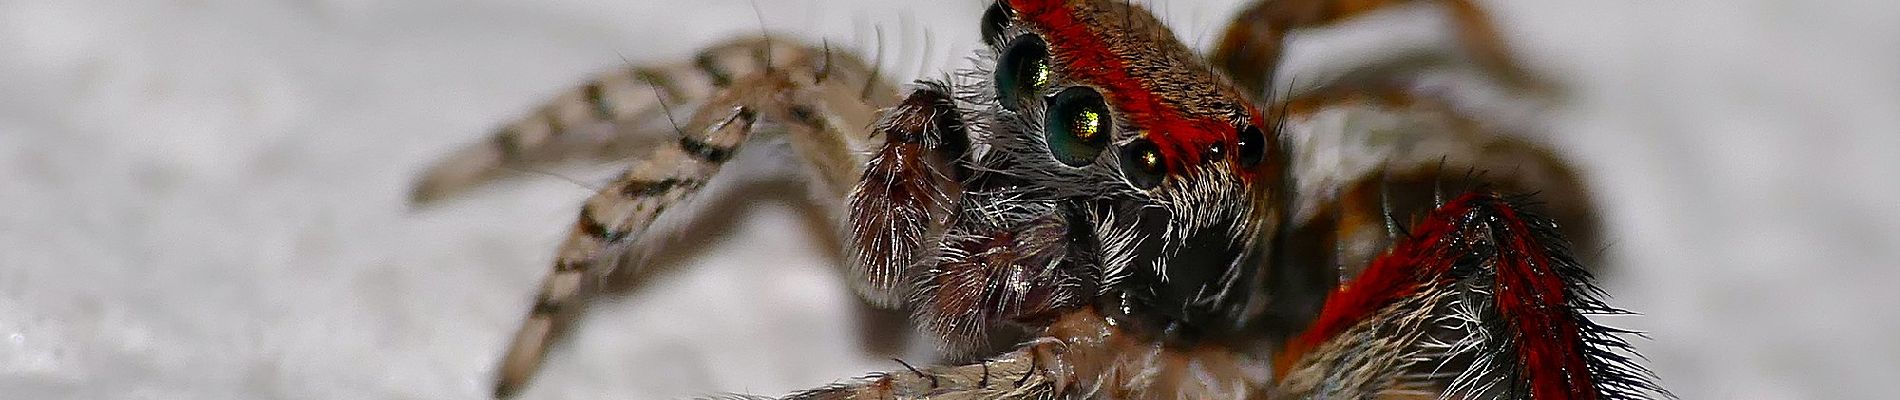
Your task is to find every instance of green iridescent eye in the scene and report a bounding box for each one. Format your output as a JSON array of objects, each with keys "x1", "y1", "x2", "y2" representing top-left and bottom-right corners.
[
  {"x1": 995, "y1": 34, "x2": 1050, "y2": 111},
  {"x1": 1121, "y1": 138, "x2": 1166, "y2": 189},
  {"x1": 1045, "y1": 86, "x2": 1111, "y2": 167}
]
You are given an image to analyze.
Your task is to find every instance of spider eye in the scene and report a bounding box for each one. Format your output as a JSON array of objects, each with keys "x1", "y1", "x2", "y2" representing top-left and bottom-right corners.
[
  {"x1": 996, "y1": 34, "x2": 1051, "y2": 111},
  {"x1": 1121, "y1": 138, "x2": 1166, "y2": 189},
  {"x1": 981, "y1": 1, "x2": 1014, "y2": 48},
  {"x1": 1236, "y1": 124, "x2": 1266, "y2": 168},
  {"x1": 1045, "y1": 86, "x2": 1111, "y2": 167}
]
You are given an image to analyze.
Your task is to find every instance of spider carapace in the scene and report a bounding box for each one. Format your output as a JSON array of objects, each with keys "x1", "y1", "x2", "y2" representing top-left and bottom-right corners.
[{"x1": 411, "y1": 0, "x2": 1669, "y2": 398}]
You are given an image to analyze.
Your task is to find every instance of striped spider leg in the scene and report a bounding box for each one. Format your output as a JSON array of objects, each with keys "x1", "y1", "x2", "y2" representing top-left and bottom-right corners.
[
  {"x1": 410, "y1": 0, "x2": 1666, "y2": 398},
  {"x1": 411, "y1": 38, "x2": 910, "y2": 397}
]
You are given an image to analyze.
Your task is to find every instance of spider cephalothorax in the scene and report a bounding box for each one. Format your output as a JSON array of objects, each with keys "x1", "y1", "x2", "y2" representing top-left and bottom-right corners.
[
  {"x1": 892, "y1": 0, "x2": 1288, "y2": 352},
  {"x1": 411, "y1": 0, "x2": 1667, "y2": 398}
]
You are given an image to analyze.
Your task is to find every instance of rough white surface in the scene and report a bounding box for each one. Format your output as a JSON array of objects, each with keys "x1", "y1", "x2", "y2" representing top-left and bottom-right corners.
[{"x1": 1, "y1": 0, "x2": 1895, "y2": 399}]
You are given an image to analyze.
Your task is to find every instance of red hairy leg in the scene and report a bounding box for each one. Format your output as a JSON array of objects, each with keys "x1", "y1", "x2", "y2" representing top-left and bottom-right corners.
[{"x1": 1275, "y1": 191, "x2": 1668, "y2": 399}]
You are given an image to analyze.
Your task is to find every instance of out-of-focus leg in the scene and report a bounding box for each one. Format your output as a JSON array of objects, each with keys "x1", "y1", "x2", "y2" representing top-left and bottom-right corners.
[
  {"x1": 478, "y1": 37, "x2": 901, "y2": 398},
  {"x1": 1209, "y1": 0, "x2": 1541, "y2": 97},
  {"x1": 1261, "y1": 87, "x2": 1597, "y2": 337}
]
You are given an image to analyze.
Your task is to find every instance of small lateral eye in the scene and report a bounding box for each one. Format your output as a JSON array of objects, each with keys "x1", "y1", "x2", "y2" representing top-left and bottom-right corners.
[
  {"x1": 995, "y1": 34, "x2": 1051, "y2": 111},
  {"x1": 1121, "y1": 138, "x2": 1166, "y2": 189},
  {"x1": 1236, "y1": 124, "x2": 1266, "y2": 168},
  {"x1": 1045, "y1": 86, "x2": 1111, "y2": 167},
  {"x1": 981, "y1": 1, "x2": 1014, "y2": 48}
]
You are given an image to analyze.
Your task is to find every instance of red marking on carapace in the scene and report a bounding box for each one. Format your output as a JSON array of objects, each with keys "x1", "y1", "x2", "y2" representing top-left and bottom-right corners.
[
  {"x1": 1275, "y1": 192, "x2": 1601, "y2": 399},
  {"x1": 1009, "y1": 0, "x2": 1263, "y2": 178}
]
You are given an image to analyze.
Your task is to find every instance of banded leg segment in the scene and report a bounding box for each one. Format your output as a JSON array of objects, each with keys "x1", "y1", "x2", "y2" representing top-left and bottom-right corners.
[
  {"x1": 485, "y1": 37, "x2": 902, "y2": 398},
  {"x1": 411, "y1": 59, "x2": 702, "y2": 205},
  {"x1": 495, "y1": 92, "x2": 757, "y2": 398},
  {"x1": 1210, "y1": 0, "x2": 1539, "y2": 96},
  {"x1": 410, "y1": 38, "x2": 892, "y2": 205}
]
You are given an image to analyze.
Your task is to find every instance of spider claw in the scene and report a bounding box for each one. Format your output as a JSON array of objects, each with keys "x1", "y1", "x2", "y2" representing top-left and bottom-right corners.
[{"x1": 893, "y1": 358, "x2": 938, "y2": 388}]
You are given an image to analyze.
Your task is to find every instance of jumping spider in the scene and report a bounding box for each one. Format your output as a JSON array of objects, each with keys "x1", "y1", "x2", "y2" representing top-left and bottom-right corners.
[{"x1": 412, "y1": 0, "x2": 1668, "y2": 398}]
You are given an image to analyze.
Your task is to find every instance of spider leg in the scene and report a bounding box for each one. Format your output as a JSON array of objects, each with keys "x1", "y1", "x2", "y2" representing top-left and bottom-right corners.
[
  {"x1": 409, "y1": 38, "x2": 891, "y2": 205},
  {"x1": 482, "y1": 38, "x2": 900, "y2": 397},
  {"x1": 493, "y1": 88, "x2": 758, "y2": 398},
  {"x1": 1259, "y1": 86, "x2": 1596, "y2": 338},
  {"x1": 1209, "y1": 0, "x2": 1540, "y2": 97},
  {"x1": 778, "y1": 339, "x2": 1060, "y2": 400},
  {"x1": 410, "y1": 53, "x2": 699, "y2": 205},
  {"x1": 781, "y1": 307, "x2": 1276, "y2": 399},
  {"x1": 1273, "y1": 191, "x2": 1668, "y2": 399}
]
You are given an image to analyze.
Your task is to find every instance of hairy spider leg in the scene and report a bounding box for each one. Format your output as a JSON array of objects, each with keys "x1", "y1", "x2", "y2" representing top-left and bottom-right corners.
[
  {"x1": 1275, "y1": 191, "x2": 1668, "y2": 399},
  {"x1": 460, "y1": 38, "x2": 900, "y2": 398}
]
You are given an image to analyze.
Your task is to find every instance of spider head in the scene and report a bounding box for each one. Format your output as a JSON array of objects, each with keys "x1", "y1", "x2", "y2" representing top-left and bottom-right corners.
[{"x1": 919, "y1": 0, "x2": 1289, "y2": 350}]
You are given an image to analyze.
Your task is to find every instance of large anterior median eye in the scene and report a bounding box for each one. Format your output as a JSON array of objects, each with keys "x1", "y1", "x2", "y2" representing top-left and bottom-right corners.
[
  {"x1": 995, "y1": 34, "x2": 1051, "y2": 111},
  {"x1": 1045, "y1": 86, "x2": 1112, "y2": 167},
  {"x1": 1121, "y1": 138, "x2": 1166, "y2": 189}
]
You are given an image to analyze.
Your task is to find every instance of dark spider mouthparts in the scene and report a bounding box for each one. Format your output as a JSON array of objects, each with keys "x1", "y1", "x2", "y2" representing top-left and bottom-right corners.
[{"x1": 410, "y1": 0, "x2": 1667, "y2": 398}]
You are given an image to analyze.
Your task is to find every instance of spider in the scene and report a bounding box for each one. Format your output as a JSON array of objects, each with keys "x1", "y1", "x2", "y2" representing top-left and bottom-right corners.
[{"x1": 411, "y1": 0, "x2": 1668, "y2": 398}]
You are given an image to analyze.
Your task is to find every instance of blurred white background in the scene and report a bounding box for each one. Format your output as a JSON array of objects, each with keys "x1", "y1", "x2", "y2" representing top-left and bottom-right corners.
[{"x1": 1, "y1": 0, "x2": 1897, "y2": 399}]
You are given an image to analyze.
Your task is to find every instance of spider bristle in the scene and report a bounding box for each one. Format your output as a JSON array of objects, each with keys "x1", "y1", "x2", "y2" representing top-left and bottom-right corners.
[{"x1": 862, "y1": 24, "x2": 887, "y2": 101}]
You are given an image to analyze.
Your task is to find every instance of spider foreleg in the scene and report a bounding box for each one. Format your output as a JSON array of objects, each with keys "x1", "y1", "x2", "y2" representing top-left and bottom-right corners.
[
  {"x1": 409, "y1": 41, "x2": 744, "y2": 205},
  {"x1": 435, "y1": 35, "x2": 899, "y2": 397},
  {"x1": 411, "y1": 38, "x2": 891, "y2": 206},
  {"x1": 493, "y1": 89, "x2": 760, "y2": 397}
]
